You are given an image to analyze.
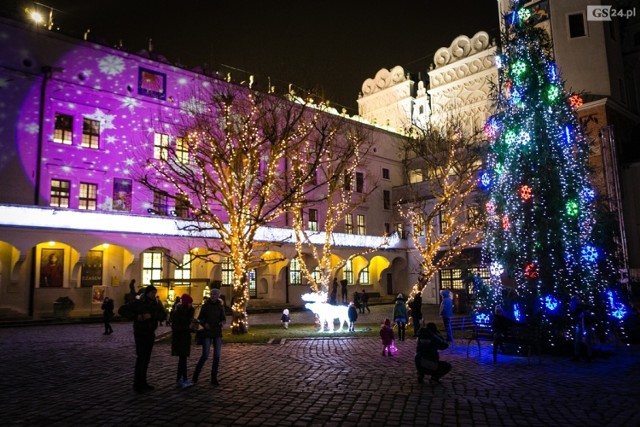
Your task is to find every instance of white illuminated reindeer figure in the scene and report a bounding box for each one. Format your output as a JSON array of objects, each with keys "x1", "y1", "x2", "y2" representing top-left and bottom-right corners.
[{"x1": 301, "y1": 292, "x2": 349, "y2": 332}]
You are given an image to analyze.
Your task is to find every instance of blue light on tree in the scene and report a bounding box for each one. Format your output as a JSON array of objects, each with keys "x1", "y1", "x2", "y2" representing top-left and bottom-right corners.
[
  {"x1": 544, "y1": 295, "x2": 559, "y2": 311},
  {"x1": 480, "y1": 171, "x2": 492, "y2": 189},
  {"x1": 581, "y1": 245, "x2": 598, "y2": 263},
  {"x1": 490, "y1": 262, "x2": 504, "y2": 277},
  {"x1": 475, "y1": 312, "x2": 491, "y2": 327},
  {"x1": 606, "y1": 290, "x2": 628, "y2": 320},
  {"x1": 513, "y1": 303, "x2": 522, "y2": 322}
]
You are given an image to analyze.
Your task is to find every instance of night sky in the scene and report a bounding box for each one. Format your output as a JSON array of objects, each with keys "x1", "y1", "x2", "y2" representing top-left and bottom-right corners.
[{"x1": 2, "y1": 0, "x2": 500, "y2": 113}]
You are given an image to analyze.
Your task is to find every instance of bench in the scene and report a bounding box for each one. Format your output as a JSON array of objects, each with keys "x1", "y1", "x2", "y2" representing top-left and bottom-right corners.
[{"x1": 466, "y1": 320, "x2": 542, "y2": 364}]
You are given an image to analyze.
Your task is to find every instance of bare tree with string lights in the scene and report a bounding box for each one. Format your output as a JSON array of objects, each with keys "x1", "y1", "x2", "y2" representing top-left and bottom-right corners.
[
  {"x1": 138, "y1": 83, "x2": 365, "y2": 334},
  {"x1": 397, "y1": 118, "x2": 487, "y2": 302}
]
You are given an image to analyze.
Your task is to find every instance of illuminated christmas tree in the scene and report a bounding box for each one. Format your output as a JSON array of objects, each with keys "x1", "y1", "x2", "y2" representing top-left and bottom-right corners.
[{"x1": 480, "y1": 3, "x2": 628, "y2": 347}]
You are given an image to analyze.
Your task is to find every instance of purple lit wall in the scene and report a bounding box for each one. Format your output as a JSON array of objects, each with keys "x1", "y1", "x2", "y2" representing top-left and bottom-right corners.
[{"x1": 0, "y1": 18, "x2": 214, "y2": 214}]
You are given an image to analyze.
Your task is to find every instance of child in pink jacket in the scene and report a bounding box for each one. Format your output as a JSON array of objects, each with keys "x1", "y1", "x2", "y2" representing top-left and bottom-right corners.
[{"x1": 380, "y1": 318, "x2": 395, "y2": 356}]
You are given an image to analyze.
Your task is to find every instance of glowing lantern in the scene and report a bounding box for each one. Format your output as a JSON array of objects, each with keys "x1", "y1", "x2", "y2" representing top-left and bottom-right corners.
[
  {"x1": 569, "y1": 94, "x2": 583, "y2": 108},
  {"x1": 519, "y1": 185, "x2": 532, "y2": 201}
]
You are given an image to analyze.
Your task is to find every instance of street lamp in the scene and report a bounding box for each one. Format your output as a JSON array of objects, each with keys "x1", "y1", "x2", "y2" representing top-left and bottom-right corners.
[{"x1": 25, "y1": 2, "x2": 57, "y2": 30}]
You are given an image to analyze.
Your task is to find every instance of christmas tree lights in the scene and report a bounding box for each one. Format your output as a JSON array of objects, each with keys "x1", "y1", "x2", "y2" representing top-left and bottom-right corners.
[{"x1": 479, "y1": 1, "x2": 628, "y2": 348}]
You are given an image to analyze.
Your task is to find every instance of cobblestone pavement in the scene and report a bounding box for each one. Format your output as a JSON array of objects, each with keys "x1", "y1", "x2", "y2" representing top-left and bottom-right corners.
[{"x1": 1, "y1": 314, "x2": 638, "y2": 427}]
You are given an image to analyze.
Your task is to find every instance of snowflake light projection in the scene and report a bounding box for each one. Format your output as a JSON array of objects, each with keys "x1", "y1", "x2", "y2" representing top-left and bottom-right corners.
[
  {"x1": 301, "y1": 292, "x2": 349, "y2": 332},
  {"x1": 544, "y1": 295, "x2": 559, "y2": 311}
]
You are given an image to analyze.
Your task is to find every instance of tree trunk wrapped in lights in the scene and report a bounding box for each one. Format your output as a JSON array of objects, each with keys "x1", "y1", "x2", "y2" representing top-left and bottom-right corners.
[
  {"x1": 481, "y1": 2, "x2": 629, "y2": 346},
  {"x1": 398, "y1": 118, "x2": 487, "y2": 301},
  {"x1": 139, "y1": 84, "x2": 361, "y2": 334}
]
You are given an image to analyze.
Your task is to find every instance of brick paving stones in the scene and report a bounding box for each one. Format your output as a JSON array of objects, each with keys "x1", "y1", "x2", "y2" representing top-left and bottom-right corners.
[{"x1": 0, "y1": 315, "x2": 638, "y2": 426}]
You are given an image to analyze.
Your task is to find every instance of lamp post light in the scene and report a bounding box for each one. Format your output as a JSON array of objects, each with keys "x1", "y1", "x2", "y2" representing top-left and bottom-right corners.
[{"x1": 25, "y1": 2, "x2": 58, "y2": 31}]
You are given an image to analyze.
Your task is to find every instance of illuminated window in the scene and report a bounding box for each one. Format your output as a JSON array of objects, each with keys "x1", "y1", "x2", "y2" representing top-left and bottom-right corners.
[
  {"x1": 356, "y1": 214, "x2": 366, "y2": 235},
  {"x1": 50, "y1": 179, "x2": 70, "y2": 208},
  {"x1": 439, "y1": 211, "x2": 448, "y2": 234},
  {"x1": 175, "y1": 254, "x2": 191, "y2": 285},
  {"x1": 81, "y1": 118, "x2": 100, "y2": 149},
  {"x1": 308, "y1": 209, "x2": 318, "y2": 231},
  {"x1": 142, "y1": 251, "x2": 163, "y2": 286},
  {"x1": 174, "y1": 193, "x2": 189, "y2": 218},
  {"x1": 154, "y1": 133, "x2": 169, "y2": 160},
  {"x1": 439, "y1": 267, "x2": 489, "y2": 294},
  {"x1": 290, "y1": 257, "x2": 301, "y2": 285},
  {"x1": 222, "y1": 257, "x2": 233, "y2": 286},
  {"x1": 383, "y1": 190, "x2": 391, "y2": 210},
  {"x1": 382, "y1": 168, "x2": 390, "y2": 180},
  {"x1": 248, "y1": 269, "x2": 257, "y2": 298},
  {"x1": 311, "y1": 266, "x2": 321, "y2": 285},
  {"x1": 78, "y1": 182, "x2": 97, "y2": 210},
  {"x1": 409, "y1": 169, "x2": 423, "y2": 184},
  {"x1": 396, "y1": 223, "x2": 404, "y2": 239},
  {"x1": 356, "y1": 172, "x2": 364, "y2": 193},
  {"x1": 359, "y1": 266, "x2": 369, "y2": 285},
  {"x1": 414, "y1": 216, "x2": 425, "y2": 237},
  {"x1": 344, "y1": 214, "x2": 353, "y2": 234},
  {"x1": 176, "y1": 137, "x2": 189, "y2": 163},
  {"x1": 53, "y1": 113, "x2": 73, "y2": 145},
  {"x1": 153, "y1": 191, "x2": 168, "y2": 215},
  {"x1": 343, "y1": 259, "x2": 353, "y2": 284}
]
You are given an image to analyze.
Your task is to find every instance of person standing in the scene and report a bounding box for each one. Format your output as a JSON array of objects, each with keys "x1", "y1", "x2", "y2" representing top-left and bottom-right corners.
[
  {"x1": 393, "y1": 294, "x2": 408, "y2": 341},
  {"x1": 415, "y1": 322, "x2": 452, "y2": 384},
  {"x1": 354, "y1": 291, "x2": 361, "y2": 313},
  {"x1": 172, "y1": 294, "x2": 195, "y2": 388},
  {"x1": 101, "y1": 296, "x2": 114, "y2": 335},
  {"x1": 440, "y1": 289, "x2": 454, "y2": 342},
  {"x1": 410, "y1": 293, "x2": 423, "y2": 337},
  {"x1": 281, "y1": 308, "x2": 290, "y2": 329},
  {"x1": 193, "y1": 288, "x2": 226, "y2": 386},
  {"x1": 570, "y1": 295, "x2": 593, "y2": 362},
  {"x1": 380, "y1": 318, "x2": 395, "y2": 356},
  {"x1": 340, "y1": 279, "x2": 348, "y2": 304},
  {"x1": 118, "y1": 284, "x2": 167, "y2": 393},
  {"x1": 347, "y1": 302, "x2": 358, "y2": 332},
  {"x1": 361, "y1": 289, "x2": 370, "y2": 313}
]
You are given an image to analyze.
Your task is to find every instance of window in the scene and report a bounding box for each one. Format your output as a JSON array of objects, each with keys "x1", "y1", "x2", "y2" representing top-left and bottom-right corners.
[
  {"x1": 308, "y1": 208, "x2": 318, "y2": 231},
  {"x1": 311, "y1": 267, "x2": 321, "y2": 285},
  {"x1": 568, "y1": 13, "x2": 586, "y2": 38},
  {"x1": 344, "y1": 172, "x2": 352, "y2": 191},
  {"x1": 175, "y1": 254, "x2": 191, "y2": 285},
  {"x1": 290, "y1": 257, "x2": 302, "y2": 285},
  {"x1": 382, "y1": 168, "x2": 390, "y2": 180},
  {"x1": 384, "y1": 223, "x2": 390, "y2": 235},
  {"x1": 396, "y1": 223, "x2": 404, "y2": 239},
  {"x1": 154, "y1": 132, "x2": 169, "y2": 160},
  {"x1": 176, "y1": 137, "x2": 189, "y2": 164},
  {"x1": 54, "y1": 113, "x2": 73, "y2": 145},
  {"x1": 142, "y1": 251, "x2": 163, "y2": 286},
  {"x1": 467, "y1": 204, "x2": 481, "y2": 223},
  {"x1": 383, "y1": 190, "x2": 391, "y2": 210},
  {"x1": 439, "y1": 211, "x2": 447, "y2": 234},
  {"x1": 356, "y1": 214, "x2": 366, "y2": 235},
  {"x1": 222, "y1": 257, "x2": 233, "y2": 286},
  {"x1": 440, "y1": 267, "x2": 489, "y2": 294},
  {"x1": 248, "y1": 269, "x2": 257, "y2": 298},
  {"x1": 409, "y1": 169, "x2": 423, "y2": 184},
  {"x1": 153, "y1": 191, "x2": 168, "y2": 215},
  {"x1": 355, "y1": 172, "x2": 364, "y2": 193},
  {"x1": 343, "y1": 259, "x2": 353, "y2": 285},
  {"x1": 82, "y1": 118, "x2": 100, "y2": 149},
  {"x1": 174, "y1": 193, "x2": 189, "y2": 218},
  {"x1": 50, "y1": 179, "x2": 70, "y2": 208},
  {"x1": 359, "y1": 266, "x2": 370, "y2": 285},
  {"x1": 78, "y1": 182, "x2": 97, "y2": 210},
  {"x1": 344, "y1": 214, "x2": 353, "y2": 234},
  {"x1": 414, "y1": 216, "x2": 425, "y2": 237}
]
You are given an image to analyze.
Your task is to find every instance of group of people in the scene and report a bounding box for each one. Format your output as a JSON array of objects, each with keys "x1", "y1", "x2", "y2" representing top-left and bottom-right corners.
[
  {"x1": 379, "y1": 292, "x2": 451, "y2": 383},
  {"x1": 118, "y1": 285, "x2": 226, "y2": 393}
]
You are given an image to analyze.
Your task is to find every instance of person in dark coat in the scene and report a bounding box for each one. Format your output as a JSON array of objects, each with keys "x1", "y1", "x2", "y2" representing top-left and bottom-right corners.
[
  {"x1": 380, "y1": 318, "x2": 395, "y2": 356},
  {"x1": 172, "y1": 293, "x2": 195, "y2": 388},
  {"x1": 118, "y1": 284, "x2": 167, "y2": 393},
  {"x1": 492, "y1": 305, "x2": 510, "y2": 354},
  {"x1": 193, "y1": 288, "x2": 226, "y2": 385},
  {"x1": 348, "y1": 302, "x2": 358, "y2": 332},
  {"x1": 340, "y1": 279, "x2": 348, "y2": 304},
  {"x1": 410, "y1": 293, "x2": 423, "y2": 337},
  {"x1": 354, "y1": 291, "x2": 361, "y2": 313},
  {"x1": 101, "y1": 296, "x2": 114, "y2": 335},
  {"x1": 393, "y1": 293, "x2": 408, "y2": 341},
  {"x1": 415, "y1": 322, "x2": 452, "y2": 384},
  {"x1": 361, "y1": 290, "x2": 370, "y2": 313}
]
